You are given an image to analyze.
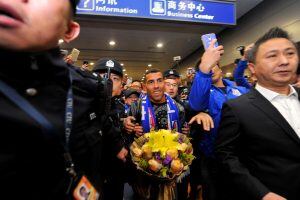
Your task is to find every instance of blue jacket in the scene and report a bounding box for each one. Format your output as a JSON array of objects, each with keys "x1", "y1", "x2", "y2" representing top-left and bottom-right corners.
[
  {"x1": 189, "y1": 70, "x2": 249, "y2": 156},
  {"x1": 233, "y1": 60, "x2": 252, "y2": 89}
]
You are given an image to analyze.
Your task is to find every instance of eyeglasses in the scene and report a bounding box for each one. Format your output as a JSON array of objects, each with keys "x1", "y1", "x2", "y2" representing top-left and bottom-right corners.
[{"x1": 165, "y1": 82, "x2": 178, "y2": 88}]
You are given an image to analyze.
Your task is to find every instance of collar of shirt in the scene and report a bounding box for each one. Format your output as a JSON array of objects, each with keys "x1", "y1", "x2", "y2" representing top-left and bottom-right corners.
[{"x1": 255, "y1": 83, "x2": 298, "y2": 102}]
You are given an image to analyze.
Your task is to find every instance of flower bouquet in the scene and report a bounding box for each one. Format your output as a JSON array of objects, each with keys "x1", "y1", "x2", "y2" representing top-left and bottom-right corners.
[{"x1": 130, "y1": 129, "x2": 195, "y2": 182}]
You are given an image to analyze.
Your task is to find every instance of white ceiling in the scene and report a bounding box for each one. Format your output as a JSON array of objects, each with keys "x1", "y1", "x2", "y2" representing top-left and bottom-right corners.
[{"x1": 62, "y1": 0, "x2": 263, "y2": 80}]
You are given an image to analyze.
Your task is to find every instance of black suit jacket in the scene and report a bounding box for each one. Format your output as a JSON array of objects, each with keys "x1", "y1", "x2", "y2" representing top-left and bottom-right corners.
[{"x1": 215, "y1": 88, "x2": 300, "y2": 200}]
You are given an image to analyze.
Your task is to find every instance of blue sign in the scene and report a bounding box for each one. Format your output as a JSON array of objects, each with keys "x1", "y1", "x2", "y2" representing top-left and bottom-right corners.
[{"x1": 77, "y1": 0, "x2": 236, "y2": 25}]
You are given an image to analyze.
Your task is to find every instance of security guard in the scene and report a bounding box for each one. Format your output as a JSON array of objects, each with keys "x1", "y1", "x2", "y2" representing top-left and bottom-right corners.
[
  {"x1": 0, "y1": 0, "x2": 107, "y2": 199},
  {"x1": 93, "y1": 58, "x2": 129, "y2": 200}
]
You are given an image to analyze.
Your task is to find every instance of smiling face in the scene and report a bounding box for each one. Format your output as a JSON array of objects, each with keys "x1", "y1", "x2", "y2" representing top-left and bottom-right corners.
[
  {"x1": 0, "y1": 0, "x2": 79, "y2": 51},
  {"x1": 249, "y1": 38, "x2": 299, "y2": 89},
  {"x1": 145, "y1": 72, "x2": 165, "y2": 103}
]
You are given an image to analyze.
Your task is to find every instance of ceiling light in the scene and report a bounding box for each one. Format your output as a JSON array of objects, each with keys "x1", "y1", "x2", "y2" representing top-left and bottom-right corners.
[
  {"x1": 109, "y1": 40, "x2": 116, "y2": 46},
  {"x1": 157, "y1": 43, "x2": 163, "y2": 48},
  {"x1": 125, "y1": 74, "x2": 128, "y2": 76},
  {"x1": 90, "y1": 62, "x2": 94, "y2": 66},
  {"x1": 58, "y1": 39, "x2": 64, "y2": 44},
  {"x1": 121, "y1": 63, "x2": 124, "y2": 66},
  {"x1": 123, "y1": 69, "x2": 126, "y2": 72},
  {"x1": 148, "y1": 64, "x2": 152, "y2": 67},
  {"x1": 146, "y1": 70, "x2": 148, "y2": 72}
]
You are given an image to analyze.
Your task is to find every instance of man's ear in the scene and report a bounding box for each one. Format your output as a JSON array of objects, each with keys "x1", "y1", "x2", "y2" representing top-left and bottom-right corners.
[
  {"x1": 248, "y1": 62, "x2": 256, "y2": 75},
  {"x1": 63, "y1": 21, "x2": 80, "y2": 43}
]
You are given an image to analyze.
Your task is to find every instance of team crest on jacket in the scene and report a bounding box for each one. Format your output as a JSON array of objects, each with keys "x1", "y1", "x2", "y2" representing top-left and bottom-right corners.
[{"x1": 232, "y1": 89, "x2": 242, "y2": 96}]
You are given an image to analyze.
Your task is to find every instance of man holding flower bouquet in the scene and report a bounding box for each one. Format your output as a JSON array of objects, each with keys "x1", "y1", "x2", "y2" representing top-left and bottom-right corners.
[{"x1": 124, "y1": 68, "x2": 188, "y2": 199}]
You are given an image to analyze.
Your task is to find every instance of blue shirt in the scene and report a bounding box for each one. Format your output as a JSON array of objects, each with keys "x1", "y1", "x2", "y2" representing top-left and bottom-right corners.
[{"x1": 189, "y1": 70, "x2": 249, "y2": 156}]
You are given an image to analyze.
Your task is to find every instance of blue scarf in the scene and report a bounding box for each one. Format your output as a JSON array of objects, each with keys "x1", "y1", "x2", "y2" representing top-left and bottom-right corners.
[{"x1": 141, "y1": 94, "x2": 181, "y2": 133}]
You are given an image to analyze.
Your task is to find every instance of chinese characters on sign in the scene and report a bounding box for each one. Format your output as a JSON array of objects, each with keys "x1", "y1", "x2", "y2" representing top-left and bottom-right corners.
[{"x1": 77, "y1": 0, "x2": 236, "y2": 25}]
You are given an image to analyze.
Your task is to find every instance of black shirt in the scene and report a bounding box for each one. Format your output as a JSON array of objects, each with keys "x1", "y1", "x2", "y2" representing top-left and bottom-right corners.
[{"x1": 0, "y1": 49, "x2": 105, "y2": 199}]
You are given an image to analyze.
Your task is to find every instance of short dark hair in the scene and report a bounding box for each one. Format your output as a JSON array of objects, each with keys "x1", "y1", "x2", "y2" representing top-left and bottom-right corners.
[
  {"x1": 248, "y1": 27, "x2": 297, "y2": 63},
  {"x1": 145, "y1": 68, "x2": 162, "y2": 82}
]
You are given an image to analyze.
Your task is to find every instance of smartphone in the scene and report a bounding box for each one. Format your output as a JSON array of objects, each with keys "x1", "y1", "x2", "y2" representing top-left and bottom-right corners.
[
  {"x1": 182, "y1": 88, "x2": 189, "y2": 95},
  {"x1": 201, "y1": 33, "x2": 218, "y2": 50},
  {"x1": 70, "y1": 48, "x2": 80, "y2": 62},
  {"x1": 187, "y1": 67, "x2": 195, "y2": 75}
]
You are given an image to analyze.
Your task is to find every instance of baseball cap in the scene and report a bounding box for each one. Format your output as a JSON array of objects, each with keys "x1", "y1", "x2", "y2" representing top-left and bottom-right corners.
[
  {"x1": 93, "y1": 58, "x2": 123, "y2": 77},
  {"x1": 163, "y1": 69, "x2": 180, "y2": 78},
  {"x1": 124, "y1": 89, "x2": 140, "y2": 98}
]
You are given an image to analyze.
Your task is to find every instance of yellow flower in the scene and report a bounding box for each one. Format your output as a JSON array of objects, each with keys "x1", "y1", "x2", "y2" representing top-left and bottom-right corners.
[{"x1": 143, "y1": 130, "x2": 181, "y2": 156}]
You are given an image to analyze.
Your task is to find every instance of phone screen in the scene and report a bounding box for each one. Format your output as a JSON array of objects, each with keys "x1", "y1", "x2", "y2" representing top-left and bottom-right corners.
[
  {"x1": 70, "y1": 48, "x2": 80, "y2": 62},
  {"x1": 201, "y1": 33, "x2": 218, "y2": 50}
]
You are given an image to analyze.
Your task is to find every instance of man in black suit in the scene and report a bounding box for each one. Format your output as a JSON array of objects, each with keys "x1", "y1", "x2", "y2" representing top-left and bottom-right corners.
[{"x1": 215, "y1": 27, "x2": 300, "y2": 200}]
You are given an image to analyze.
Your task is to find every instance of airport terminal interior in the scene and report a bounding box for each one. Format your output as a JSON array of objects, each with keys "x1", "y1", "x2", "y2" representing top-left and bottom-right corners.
[{"x1": 1, "y1": 0, "x2": 300, "y2": 199}]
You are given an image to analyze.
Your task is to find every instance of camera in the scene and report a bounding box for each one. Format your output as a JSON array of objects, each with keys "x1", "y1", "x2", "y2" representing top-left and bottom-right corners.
[
  {"x1": 236, "y1": 46, "x2": 245, "y2": 56},
  {"x1": 187, "y1": 68, "x2": 195, "y2": 75}
]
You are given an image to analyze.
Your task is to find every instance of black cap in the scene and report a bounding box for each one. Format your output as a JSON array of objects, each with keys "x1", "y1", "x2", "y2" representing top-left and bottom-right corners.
[
  {"x1": 124, "y1": 89, "x2": 140, "y2": 98},
  {"x1": 163, "y1": 69, "x2": 180, "y2": 78},
  {"x1": 70, "y1": 0, "x2": 79, "y2": 14},
  {"x1": 93, "y1": 58, "x2": 123, "y2": 77}
]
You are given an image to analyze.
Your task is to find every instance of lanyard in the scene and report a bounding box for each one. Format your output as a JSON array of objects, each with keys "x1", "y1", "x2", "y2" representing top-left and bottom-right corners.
[{"x1": 0, "y1": 76, "x2": 76, "y2": 177}]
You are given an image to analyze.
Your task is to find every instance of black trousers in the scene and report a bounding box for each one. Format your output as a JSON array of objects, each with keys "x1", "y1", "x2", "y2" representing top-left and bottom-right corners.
[
  {"x1": 103, "y1": 159, "x2": 126, "y2": 200},
  {"x1": 199, "y1": 155, "x2": 219, "y2": 200}
]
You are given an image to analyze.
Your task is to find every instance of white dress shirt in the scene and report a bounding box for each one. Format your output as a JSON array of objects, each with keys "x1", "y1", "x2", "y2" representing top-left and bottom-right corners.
[{"x1": 256, "y1": 83, "x2": 300, "y2": 138}]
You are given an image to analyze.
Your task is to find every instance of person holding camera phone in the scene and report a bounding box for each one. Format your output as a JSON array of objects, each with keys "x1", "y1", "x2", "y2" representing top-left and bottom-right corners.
[
  {"x1": 186, "y1": 67, "x2": 196, "y2": 89},
  {"x1": 188, "y1": 38, "x2": 249, "y2": 200},
  {"x1": 233, "y1": 43, "x2": 256, "y2": 88}
]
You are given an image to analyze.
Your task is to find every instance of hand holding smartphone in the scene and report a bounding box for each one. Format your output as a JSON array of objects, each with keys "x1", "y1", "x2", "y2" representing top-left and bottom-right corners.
[
  {"x1": 201, "y1": 33, "x2": 218, "y2": 50},
  {"x1": 199, "y1": 33, "x2": 224, "y2": 73},
  {"x1": 70, "y1": 48, "x2": 80, "y2": 62}
]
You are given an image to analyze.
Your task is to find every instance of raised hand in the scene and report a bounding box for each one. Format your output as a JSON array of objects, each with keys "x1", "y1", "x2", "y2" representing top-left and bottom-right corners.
[{"x1": 199, "y1": 39, "x2": 224, "y2": 74}]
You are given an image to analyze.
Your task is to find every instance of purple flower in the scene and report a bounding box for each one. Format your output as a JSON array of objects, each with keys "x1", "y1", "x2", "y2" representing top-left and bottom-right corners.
[
  {"x1": 178, "y1": 136, "x2": 184, "y2": 144},
  {"x1": 155, "y1": 153, "x2": 161, "y2": 160},
  {"x1": 163, "y1": 155, "x2": 172, "y2": 165}
]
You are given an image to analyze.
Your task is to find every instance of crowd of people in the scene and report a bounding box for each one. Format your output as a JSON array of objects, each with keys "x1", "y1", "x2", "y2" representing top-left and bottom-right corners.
[{"x1": 1, "y1": 0, "x2": 300, "y2": 200}]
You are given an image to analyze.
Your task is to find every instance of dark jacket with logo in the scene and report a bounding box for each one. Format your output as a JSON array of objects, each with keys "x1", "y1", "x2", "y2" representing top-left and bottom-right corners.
[{"x1": 0, "y1": 49, "x2": 106, "y2": 199}]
